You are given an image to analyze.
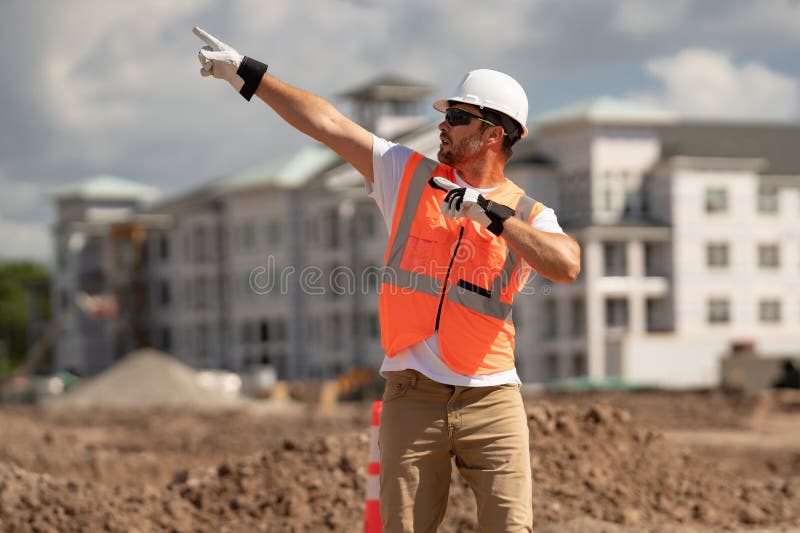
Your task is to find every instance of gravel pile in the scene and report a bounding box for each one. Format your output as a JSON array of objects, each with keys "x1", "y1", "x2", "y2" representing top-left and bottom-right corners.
[{"x1": 49, "y1": 349, "x2": 243, "y2": 409}]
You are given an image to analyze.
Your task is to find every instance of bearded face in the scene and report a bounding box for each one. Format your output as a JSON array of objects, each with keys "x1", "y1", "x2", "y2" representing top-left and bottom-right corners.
[{"x1": 437, "y1": 128, "x2": 485, "y2": 167}]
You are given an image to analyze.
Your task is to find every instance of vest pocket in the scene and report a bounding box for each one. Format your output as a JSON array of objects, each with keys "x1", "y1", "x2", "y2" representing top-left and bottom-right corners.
[{"x1": 399, "y1": 222, "x2": 451, "y2": 277}]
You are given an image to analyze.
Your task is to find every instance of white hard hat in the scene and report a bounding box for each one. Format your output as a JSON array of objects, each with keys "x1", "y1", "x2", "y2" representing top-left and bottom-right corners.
[{"x1": 433, "y1": 69, "x2": 529, "y2": 139}]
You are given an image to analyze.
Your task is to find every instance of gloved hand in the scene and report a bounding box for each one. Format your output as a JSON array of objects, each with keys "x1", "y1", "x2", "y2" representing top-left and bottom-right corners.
[
  {"x1": 192, "y1": 26, "x2": 268, "y2": 101},
  {"x1": 429, "y1": 177, "x2": 515, "y2": 236}
]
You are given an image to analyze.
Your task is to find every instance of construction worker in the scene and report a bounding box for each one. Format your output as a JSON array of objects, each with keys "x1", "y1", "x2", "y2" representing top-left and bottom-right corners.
[{"x1": 194, "y1": 27, "x2": 580, "y2": 532}]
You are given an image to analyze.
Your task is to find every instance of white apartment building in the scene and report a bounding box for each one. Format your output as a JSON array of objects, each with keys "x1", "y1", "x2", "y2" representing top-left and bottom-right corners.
[{"x1": 49, "y1": 80, "x2": 800, "y2": 386}]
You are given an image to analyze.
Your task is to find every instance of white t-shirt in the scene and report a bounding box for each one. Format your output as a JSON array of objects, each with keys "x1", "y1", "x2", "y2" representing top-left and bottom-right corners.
[{"x1": 366, "y1": 135, "x2": 565, "y2": 387}]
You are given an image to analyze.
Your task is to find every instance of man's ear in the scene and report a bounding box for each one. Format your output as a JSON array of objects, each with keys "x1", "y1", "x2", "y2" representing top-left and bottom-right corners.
[{"x1": 484, "y1": 126, "x2": 505, "y2": 148}]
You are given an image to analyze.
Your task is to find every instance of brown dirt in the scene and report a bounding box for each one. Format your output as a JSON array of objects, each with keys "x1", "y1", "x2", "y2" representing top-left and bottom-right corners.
[{"x1": 1, "y1": 390, "x2": 799, "y2": 532}]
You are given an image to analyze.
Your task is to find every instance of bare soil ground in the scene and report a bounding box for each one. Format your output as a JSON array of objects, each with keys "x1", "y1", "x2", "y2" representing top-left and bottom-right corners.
[{"x1": 1, "y1": 389, "x2": 799, "y2": 532}]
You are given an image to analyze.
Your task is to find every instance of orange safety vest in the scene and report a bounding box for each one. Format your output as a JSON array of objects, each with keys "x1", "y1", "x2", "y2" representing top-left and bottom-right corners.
[{"x1": 379, "y1": 151, "x2": 544, "y2": 375}]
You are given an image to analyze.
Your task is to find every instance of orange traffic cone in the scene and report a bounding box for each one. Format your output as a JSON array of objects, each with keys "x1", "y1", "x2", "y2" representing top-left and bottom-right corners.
[{"x1": 364, "y1": 400, "x2": 382, "y2": 533}]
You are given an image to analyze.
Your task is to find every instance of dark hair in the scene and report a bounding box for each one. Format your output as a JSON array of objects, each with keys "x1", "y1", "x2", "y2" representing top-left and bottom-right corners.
[{"x1": 483, "y1": 110, "x2": 520, "y2": 159}]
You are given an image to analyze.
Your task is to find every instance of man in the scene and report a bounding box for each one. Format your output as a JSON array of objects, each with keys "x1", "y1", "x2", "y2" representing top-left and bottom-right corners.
[{"x1": 193, "y1": 27, "x2": 580, "y2": 532}]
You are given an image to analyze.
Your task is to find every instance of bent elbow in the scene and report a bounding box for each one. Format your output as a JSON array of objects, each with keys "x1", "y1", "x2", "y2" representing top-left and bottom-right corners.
[
  {"x1": 561, "y1": 256, "x2": 581, "y2": 283},
  {"x1": 566, "y1": 263, "x2": 580, "y2": 283}
]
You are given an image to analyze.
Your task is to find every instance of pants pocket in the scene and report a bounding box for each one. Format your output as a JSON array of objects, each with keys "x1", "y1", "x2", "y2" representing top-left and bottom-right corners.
[{"x1": 382, "y1": 371, "x2": 413, "y2": 403}]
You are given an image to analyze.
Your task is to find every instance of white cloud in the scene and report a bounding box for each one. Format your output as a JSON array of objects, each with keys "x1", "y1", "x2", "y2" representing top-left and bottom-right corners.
[
  {"x1": 612, "y1": 0, "x2": 691, "y2": 35},
  {"x1": 632, "y1": 48, "x2": 798, "y2": 120},
  {"x1": 41, "y1": 1, "x2": 209, "y2": 130},
  {"x1": 0, "y1": 176, "x2": 52, "y2": 221},
  {"x1": 0, "y1": 172, "x2": 53, "y2": 262},
  {"x1": 0, "y1": 218, "x2": 51, "y2": 263},
  {"x1": 718, "y1": 0, "x2": 800, "y2": 41}
]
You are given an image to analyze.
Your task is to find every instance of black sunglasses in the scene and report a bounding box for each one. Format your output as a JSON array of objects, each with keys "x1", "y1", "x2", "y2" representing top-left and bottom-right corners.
[{"x1": 445, "y1": 108, "x2": 506, "y2": 135}]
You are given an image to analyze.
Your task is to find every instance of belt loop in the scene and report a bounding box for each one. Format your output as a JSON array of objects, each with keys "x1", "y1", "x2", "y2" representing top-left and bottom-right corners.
[{"x1": 409, "y1": 370, "x2": 418, "y2": 387}]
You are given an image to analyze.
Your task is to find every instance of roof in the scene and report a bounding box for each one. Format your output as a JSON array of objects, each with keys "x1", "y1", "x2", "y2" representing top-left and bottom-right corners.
[
  {"x1": 535, "y1": 96, "x2": 676, "y2": 127},
  {"x1": 54, "y1": 175, "x2": 160, "y2": 202},
  {"x1": 657, "y1": 121, "x2": 800, "y2": 175},
  {"x1": 148, "y1": 143, "x2": 344, "y2": 212},
  {"x1": 213, "y1": 143, "x2": 341, "y2": 193},
  {"x1": 338, "y1": 73, "x2": 436, "y2": 101}
]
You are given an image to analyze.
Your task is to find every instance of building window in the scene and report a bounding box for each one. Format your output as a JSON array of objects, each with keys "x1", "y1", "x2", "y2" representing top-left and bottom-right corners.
[
  {"x1": 368, "y1": 313, "x2": 380, "y2": 339},
  {"x1": 194, "y1": 277, "x2": 207, "y2": 309},
  {"x1": 603, "y1": 242, "x2": 627, "y2": 276},
  {"x1": 571, "y1": 298, "x2": 585, "y2": 336},
  {"x1": 330, "y1": 313, "x2": 343, "y2": 351},
  {"x1": 644, "y1": 242, "x2": 669, "y2": 276},
  {"x1": 757, "y1": 185, "x2": 779, "y2": 214},
  {"x1": 362, "y1": 264, "x2": 382, "y2": 293},
  {"x1": 706, "y1": 242, "x2": 729, "y2": 268},
  {"x1": 183, "y1": 232, "x2": 191, "y2": 262},
  {"x1": 160, "y1": 327, "x2": 172, "y2": 351},
  {"x1": 324, "y1": 208, "x2": 340, "y2": 249},
  {"x1": 623, "y1": 188, "x2": 640, "y2": 216},
  {"x1": 603, "y1": 187, "x2": 612, "y2": 211},
  {"x1": 758, "y1": 244, "x2": 780, "y2": 269},
  {"x1": 541, "y1": 299, "x2": 557, "y2": 339},
  {"x1": 243, "y1": 273, "x2": 255, "y2": 299},
  {"x1": 646, "y1": 298, "x2": 670, "y2": 332},
  {"x1": 362, "y1": 210, "x2": 377, "y2": 239},
  {"x1": 605, "y1": 298, "x2": 628, "y2": 329},
  {"x1": 242, "y1": 223, "x2": 256, "y2": 251},
  {"x1": 572, "y1": 352, "x2": 587, "y2": 377},
  {"x1": 159, "y1": 280, "x2": 171, "y2": 306},
  {"x1": 260, "y1": 321, "x2": 270, "y2": 342},
  {"x1": 193, "y1": 227, "x2": 208, "y2": 262},
  {"x1": 184, "y1": 280, "x2": 192, "y2": 308},
  {"x1": 705, "y1": 187, "x2": 728, "y2": 213},
  {"x1": 759, "y1": 299, "x2": 781, "y2": 323},
  {"x1": 266, "y1": 221, "x2": 282, "y2": 246},
  {"x1": 241, "y1": 321, "x2": 254, "y2": 344},
  {"x1": 545, "y1": 353, "x2": 559, "y2": 381},
  {"x1": 159, "y1": 236, "x2": 169, "y2": 260},
  {"x1": 196, "y1": 324, "x2": 208, "y2": 361},
  {"x1": 707, "y1": 298, "x2": 730, "y2": 324}
]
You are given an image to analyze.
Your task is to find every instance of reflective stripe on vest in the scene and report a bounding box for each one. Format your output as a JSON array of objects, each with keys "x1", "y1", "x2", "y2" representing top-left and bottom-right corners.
[{"x1": 379, "y1": 152, "x2": 541, "y2": 374}]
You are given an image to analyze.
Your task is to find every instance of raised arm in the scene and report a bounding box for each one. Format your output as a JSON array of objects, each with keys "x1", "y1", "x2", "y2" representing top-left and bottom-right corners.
[
  {"x1": 253, "y1": 75, "x2": 375, "y2": 182},
  {"x1": 193, "y1": 27, "x2": 375, "y2": 182}
]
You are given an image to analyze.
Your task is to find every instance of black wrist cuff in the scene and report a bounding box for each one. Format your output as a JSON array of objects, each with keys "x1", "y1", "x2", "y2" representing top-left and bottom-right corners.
[
  {"x1": 485, "y1": 201, "x2": 515, "y2": 236},
  {"x1": 237, "y1": 56, "x2": 268, "y2": 101}
]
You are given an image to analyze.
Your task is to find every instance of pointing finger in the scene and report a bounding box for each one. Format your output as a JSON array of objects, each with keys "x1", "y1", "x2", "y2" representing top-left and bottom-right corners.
[{"x1": 192, "y1": 26, "x2": 225, "y2": 51}]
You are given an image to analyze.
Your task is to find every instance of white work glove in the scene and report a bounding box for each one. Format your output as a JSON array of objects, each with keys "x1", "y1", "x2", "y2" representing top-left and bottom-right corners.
[
  {"x1": 430, "y1": 176, "x2": 515, "y2": 236},
  {"x1": 192, "y1": 26, "x2": 268, "y2": 101}
]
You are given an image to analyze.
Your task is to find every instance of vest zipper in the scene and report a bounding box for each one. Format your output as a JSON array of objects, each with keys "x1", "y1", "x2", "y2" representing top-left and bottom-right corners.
[{"x1": 434, "y1": 225, "x2": 465, "y2": 333}]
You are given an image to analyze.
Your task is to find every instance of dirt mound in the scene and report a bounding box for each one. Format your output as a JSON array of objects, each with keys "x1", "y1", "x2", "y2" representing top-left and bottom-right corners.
[
  {"x1": 518, "y1": 403, "x2": 799, "y2": 529},
  {"x1": 536, "y1": 389, "x2": 764, "y2": 430},
  {"x1": 1, "y1": 402, "x2": 798, "y2": 532},
  {"x1": 49, "y1": 349, "x2": 242, "y2": 409}
]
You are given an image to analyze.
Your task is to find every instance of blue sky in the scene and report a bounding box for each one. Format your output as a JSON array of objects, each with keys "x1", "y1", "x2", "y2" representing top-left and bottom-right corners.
[{"x1": 2, "y1": 0, "x2": 800, "y2": 261}]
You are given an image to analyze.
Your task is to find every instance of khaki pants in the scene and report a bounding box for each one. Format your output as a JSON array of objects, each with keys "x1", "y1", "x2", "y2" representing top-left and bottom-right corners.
[{"x1": 378, "y1": 370, "x2": 533, "y2": 533}]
